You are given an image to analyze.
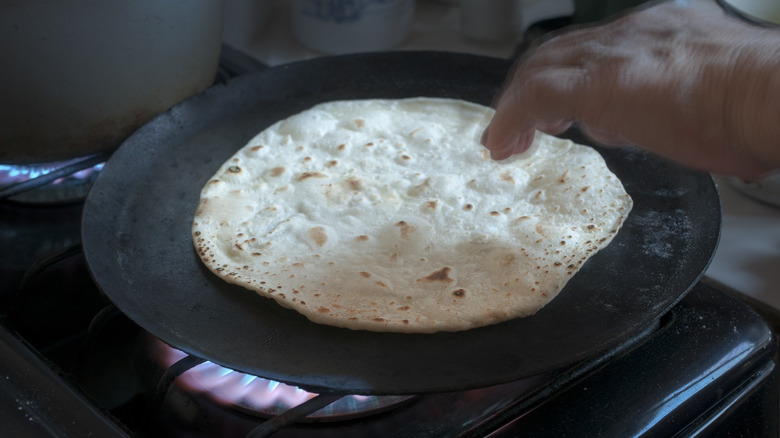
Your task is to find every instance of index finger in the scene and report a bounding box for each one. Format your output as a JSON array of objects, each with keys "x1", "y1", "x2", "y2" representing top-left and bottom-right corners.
[{"x1": 482, "y1": 65, "x2": 590, "y2": 159}]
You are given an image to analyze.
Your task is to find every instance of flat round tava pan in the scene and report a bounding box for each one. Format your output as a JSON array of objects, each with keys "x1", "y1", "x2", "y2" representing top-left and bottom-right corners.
[{"x1": 82, "y1": 51, "x2": 720, "y2": 395}]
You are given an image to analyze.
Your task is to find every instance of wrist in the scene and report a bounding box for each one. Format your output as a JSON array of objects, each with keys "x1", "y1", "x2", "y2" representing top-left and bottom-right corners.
[
  {"x1": 759, "y1": 55, "x2": 780, "y2": 167},
  {"x1": 739, "y1": 32, "x2": 780, "y2": 172}
]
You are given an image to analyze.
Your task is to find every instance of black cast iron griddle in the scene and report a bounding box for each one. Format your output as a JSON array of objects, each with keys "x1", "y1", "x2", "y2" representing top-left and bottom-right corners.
[{"x1": 81, "y1": 52, "x2": 721, "y2": 395}]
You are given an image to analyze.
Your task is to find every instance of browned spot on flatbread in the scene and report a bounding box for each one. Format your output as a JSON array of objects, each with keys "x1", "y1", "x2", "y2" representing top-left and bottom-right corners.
[
  {"x1": 408, "y1": 178, "x2": 429, "y2": 196},
  {"x1": 360, "y1": 271, "x2": 371, "y2": 278},
  {"x1": 356, "y1": 235, "x2": 369, "y2": 242},
  {"x1": 269, "y1": 166, "x2": 285, "y2": 177},
  {"x1": 417, "y1": 267, "x2": 454, "y2": 284},
  {"x1": 317, "y1": 306, "x2": 330, "y2": 313},
  {"x1": 452, "y1": 289, "x2": 466, "y2": 298},
  {"x1": 298, "y1": 171, "x2": 327, "y2": 181},
  {"x1": 354, "y1": 118, "x2": 365, "y2": 128},
  {"x1": 346, "y1": 177, "x2": 362, "y2": 190},
  {"x1": 426, "y1": 200, "x2": 438, "y2": 209},
  {"x1": 500, "y1": 171, "x2": 514, "y2": 183},
  {"x1": 499, "y1": 254, "x2": 515, "y2": 265},
  {"x1": 194, "y1": 199, "x2": 209, "y2": 216},
  {"x1": 307, "y1": 226, "x2": 327, "y2": 247},
  {"x1": 395, "y1": 221, "x2": 416, "y2": 239}
]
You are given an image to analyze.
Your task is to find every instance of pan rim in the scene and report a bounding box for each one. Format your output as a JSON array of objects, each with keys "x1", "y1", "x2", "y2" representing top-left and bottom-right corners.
[{"x1": 81, "y1": 51, "x2": 721, "y2": 395}]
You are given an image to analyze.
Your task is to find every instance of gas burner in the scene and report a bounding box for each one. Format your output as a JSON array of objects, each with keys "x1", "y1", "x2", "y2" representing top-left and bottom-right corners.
[
  {"x1": 0, "y1": 154, "x2": 108, "y2": 204},
  {"x1": 148, "y1": 336, "x2": 415, "y2": 424}
]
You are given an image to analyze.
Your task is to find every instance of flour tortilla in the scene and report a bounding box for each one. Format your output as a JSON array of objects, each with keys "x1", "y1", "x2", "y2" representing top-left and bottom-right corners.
[{"x1": 191, "y1": 98, "x2": 633, "y2": 333}]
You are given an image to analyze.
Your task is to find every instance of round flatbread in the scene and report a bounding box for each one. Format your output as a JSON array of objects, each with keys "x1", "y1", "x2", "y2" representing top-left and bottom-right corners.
[{"x1": 192, "y1": 98, "x2": 632, "y2": 333}]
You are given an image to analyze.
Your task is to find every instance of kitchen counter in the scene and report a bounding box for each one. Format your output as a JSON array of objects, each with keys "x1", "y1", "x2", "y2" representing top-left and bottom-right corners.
[
  {"x1": 224, "y1": 0, "x2": 780, "y2": 310},
  {"x1": 708, "y1": 177, "x2": 780, "y2": 309}
]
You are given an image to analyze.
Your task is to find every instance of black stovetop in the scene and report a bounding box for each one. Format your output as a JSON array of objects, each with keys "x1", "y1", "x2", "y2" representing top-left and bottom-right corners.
[{"x1": 0, "y1": 191, "x2": 778, "y2": 437}]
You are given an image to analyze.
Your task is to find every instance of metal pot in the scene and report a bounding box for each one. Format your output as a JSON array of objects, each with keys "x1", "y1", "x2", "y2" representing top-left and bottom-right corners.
[{"x1": 0, "y1": 0, "x2": 224, "y2": 164}]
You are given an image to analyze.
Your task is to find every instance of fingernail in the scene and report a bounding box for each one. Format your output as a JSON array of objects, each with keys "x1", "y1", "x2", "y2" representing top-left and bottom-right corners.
[
  {"x1": 513, "y1": 132, "x2": 534, "y2": 154},
  {"x1": 491, "y1": 132, "x2": 534, "y2": 161},
  {"x1": 490, "y1": 135, "x2": 519, "y2": 160},
  {"x1": 490, "y1": 149, "x2": 510, "y2": 161},
  {"x1": 480, "y1": 128, "x2": 489, "y2": 146}
]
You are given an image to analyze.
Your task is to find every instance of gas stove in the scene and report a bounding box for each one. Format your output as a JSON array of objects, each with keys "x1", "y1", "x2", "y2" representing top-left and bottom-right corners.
[
  {"x1": 0, "y1": 197, "x2": 777, "y2": 437},
  {"x1": 2, "y1": 2, "x2": 779, "y2": 436}
]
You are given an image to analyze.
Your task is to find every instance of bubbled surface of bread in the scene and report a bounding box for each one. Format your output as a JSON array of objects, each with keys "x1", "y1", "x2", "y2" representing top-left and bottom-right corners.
[{"x1": 191, "y1": 98, "x2": 633, "y2": 333}]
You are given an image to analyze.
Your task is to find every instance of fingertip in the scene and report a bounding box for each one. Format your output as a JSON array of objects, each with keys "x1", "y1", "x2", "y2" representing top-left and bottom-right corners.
[
  {"x1": 487, "y1": 147, "x2": 510, "y2": 161},
  {"x1": 487, "y1": 131, "x2": 534, "y2": 161},
  {"x1": 490, "y1": 149, "x2": 511, "y2": 161},
  {"x1": 512, "y1": 131, "x2": 535, "y2": 156}
]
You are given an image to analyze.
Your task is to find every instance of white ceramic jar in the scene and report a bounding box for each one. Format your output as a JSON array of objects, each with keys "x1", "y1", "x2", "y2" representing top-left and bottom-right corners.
[{"x1": 291, "y1": 0, "x2": 415, "y2": 54}]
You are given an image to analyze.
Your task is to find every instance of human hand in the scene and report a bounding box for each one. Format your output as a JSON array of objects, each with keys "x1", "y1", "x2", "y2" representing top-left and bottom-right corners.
[{"x1": 481, "y1": 3, "x2": 780, "y2": 178}]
